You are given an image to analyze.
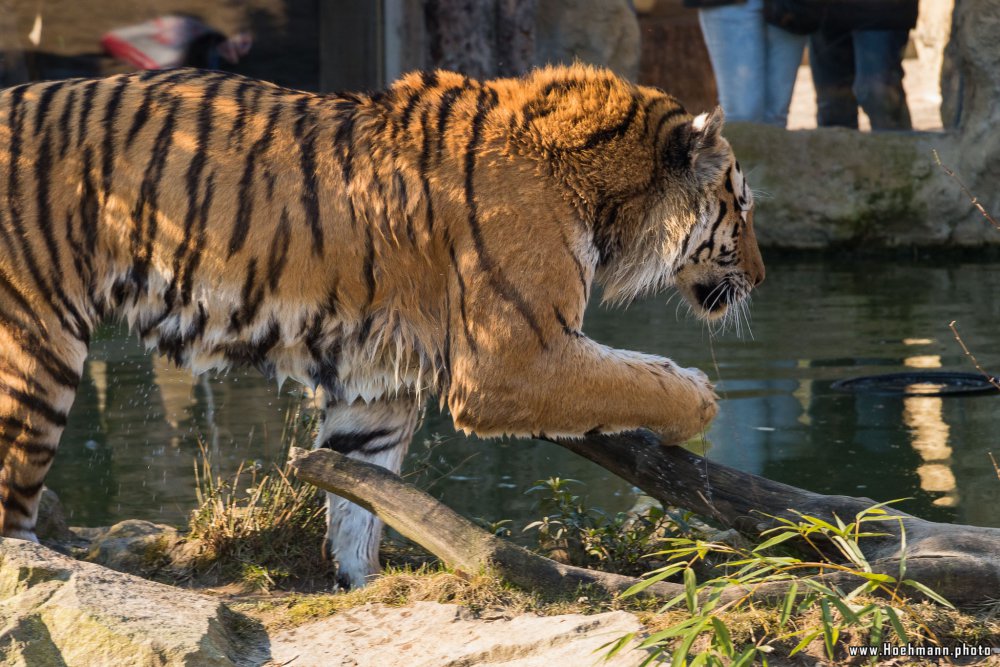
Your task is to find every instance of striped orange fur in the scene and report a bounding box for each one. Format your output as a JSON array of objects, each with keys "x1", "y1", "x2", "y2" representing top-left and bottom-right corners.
[{"x1": 0, "y1": 64, "x2": 763, "y2": 586}]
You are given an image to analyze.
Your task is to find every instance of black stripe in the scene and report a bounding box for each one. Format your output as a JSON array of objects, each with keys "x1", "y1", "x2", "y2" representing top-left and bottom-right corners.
[
  {"x1": 448, "y1": 245, "x2": 476, "y2": 353},
  {"x1": 0, "y1": 383, "x2": 67, "y2": 427},
  {"x1": 57, "y1": 87, "x2": 77, "y2": 158},
  {"x1": 228, "y1": 101, "x2": 283, "y2": 258},
  {"x1": 230, "y1": 259, "x2": 263, "y2": 331},
  {"x1": 33, "y1": 81, "x2": 65, "y2": 133},
  {"x1": 294, "y1": 97, "x2": 324, "y2": 255},
  {"x1": 418, "y1": 106, "x2": 436, "y2": 232},
  {"x1": 125, "y1": 69, "x2": 198, "y2": 148},
  {"x1": 9, "y1": 480, "x2": 44, "y2": 498},
  {"x1": 166, "y1": 76, "x2": 226, "y2": 307},
  {"x1": 100, "y1": 77, "x2": 129, "y2": 201},
  {"x1": 80, "y1": 147, "x2": 100, "y2": 255},
  {"x1": 318, "y1": 429, "x2": 393, "y2": 454},
  {"x1": 1, "y1": 494, "x2": 32, "y2": 518},
  {"x1": 0, "y1": 310, "x2": 81, "y2": 388},
  {"x1": 34, "y1": 132, "x2": 63, "y2": 286},
  {"x1": 125, "y1": 84, "x2": 156, "y2": 148},
  {"x1": 332, "y1": 99, "x2": 358, "y2": 190},
  {"x1": 395, "y1": 171, "x2": 416, "y2": 244},
  {"x1": 651, "y1": 107, "x2": 686, "y2": 155},
  {"x1": 75, "y1": 80, "x2": 99, "y2": 148},
  {"x1": 559, "y1": 231, "x2": 589, "y2": 297},
  {"x1": 179, "y1": 173, "x2": 216, "y2": 306},
  {"x1": 435, "y1": 85, "x2": 467, "y2": 160},
  {"x1": 553, "y1": 306, "x2": 580, "y2": 337},
  {"x1": 574, "y1": 98, "x2": 640, "y2": 151},
  {"x1": 228, "y1": 79, "x2": 254, "y2": 145},
  {"x1": 0, "y1": 416, "x2": 43, "y2": 439},
  {"x1": 420, "y1": 70, "x2": 439, "y2": 90},
  {"x1": 462, "y1": 88, "x2": 547, "y2": 347},
  {"x1": 6, "y1": 85, "x2": 85, "y2": 338},
  {"x1": 130, "y1": 99, "x2": 180, "y2": 295},
  {"x1": 663, "y1": 121, "x2": 695, "y2": 172},
  {"x1": 267, "y1": 208, "x2": 292, "y2": 291}
]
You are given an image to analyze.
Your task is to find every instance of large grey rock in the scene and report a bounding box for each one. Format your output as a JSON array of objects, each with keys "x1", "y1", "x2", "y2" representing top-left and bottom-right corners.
[
  {"x1": 535, "y1": 0, "x2": 640, "y2": 80},
  {"x1": 0, "y1": 539, "x2": 251, "y2": 666},
  {"x1": 267, "y1": 601, "x2": 647, "y2": 667},
  {"x1": 724, "y1": 124, "x2": 980, "y2": 248}
]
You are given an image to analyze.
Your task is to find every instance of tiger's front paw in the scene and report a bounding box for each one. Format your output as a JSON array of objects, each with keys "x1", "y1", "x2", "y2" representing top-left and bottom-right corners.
[{"x1": 652, "y1": 365, "x2": 718, "y2": 446}]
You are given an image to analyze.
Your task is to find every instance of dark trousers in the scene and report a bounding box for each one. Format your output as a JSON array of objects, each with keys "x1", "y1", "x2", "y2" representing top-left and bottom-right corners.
[{"x1": 809, "y1": 26, "x2": 912, "y2": 130}]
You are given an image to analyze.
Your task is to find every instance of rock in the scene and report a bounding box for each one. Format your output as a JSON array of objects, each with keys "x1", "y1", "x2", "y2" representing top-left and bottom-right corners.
[
  {"x1": 535, "y1": 0, "x2": 641, "y2": 80},
  {"x1": 725, "y1": 123, "x2": 969, "y2": 248},
  {"x1": 0, "y1": 538, "x2": 258, "y2": 666},
  {"x1": 35, "y1": 488, "x2": 73, "y2": 544},
  {"x1": 84, "y1": 520, "x2": 182, "y2": 576},
  {"x1": 267, "y1": 601, "x2": 647, "y2": 667}
]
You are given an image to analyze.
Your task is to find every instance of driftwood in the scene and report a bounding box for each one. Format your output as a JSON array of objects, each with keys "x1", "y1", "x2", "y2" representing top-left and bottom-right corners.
[
  {"x1": 551, "y1": 431, "x2": 1000, "y2": 606},
  {"x1": 288, "y1": 446, "x2": 686, "y2": 599},
  {"x1": 289, "y1": 430, "x2": 1000, "y2": 606}
]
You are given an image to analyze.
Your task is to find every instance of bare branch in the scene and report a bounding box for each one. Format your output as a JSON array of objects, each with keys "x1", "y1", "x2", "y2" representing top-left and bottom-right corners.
[
  {"x1": 948, "y1": 320, "x2": 1000, "y2": 390},
  {"x1": 933, "y1": 149, "x2": 1000, "y2": 232}
]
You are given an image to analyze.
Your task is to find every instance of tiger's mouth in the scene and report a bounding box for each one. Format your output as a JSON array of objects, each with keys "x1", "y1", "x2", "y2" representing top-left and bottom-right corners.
[{"x1": 692, "y1": 281, "x2": 731, "y2": 317}]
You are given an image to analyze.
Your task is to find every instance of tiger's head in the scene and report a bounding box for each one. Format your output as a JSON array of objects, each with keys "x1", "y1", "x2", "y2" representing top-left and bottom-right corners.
[
  {"x1": 508, "y1": 66, "x2": 764, "y2": 322},
  {"x1": 669, "y1": 109, "x2": 766, "y2": 323}
]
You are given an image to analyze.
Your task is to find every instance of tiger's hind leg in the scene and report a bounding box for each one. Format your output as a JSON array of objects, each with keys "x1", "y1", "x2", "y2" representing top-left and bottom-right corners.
[
  {"x1": 315, "y1": 393, "x2": 420, "y2": 589},
  {"x1": 0, "y1": 317, "x2": 87, "y2": 540}
]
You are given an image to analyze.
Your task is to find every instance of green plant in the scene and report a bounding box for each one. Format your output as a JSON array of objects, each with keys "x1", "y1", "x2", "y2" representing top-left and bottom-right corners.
[
  {"x1": 522, "y1": 477, "x2": 700, "y2": 577},
  {"x1": 608, "y1": 502, "x2": 955, "y2": 666}
]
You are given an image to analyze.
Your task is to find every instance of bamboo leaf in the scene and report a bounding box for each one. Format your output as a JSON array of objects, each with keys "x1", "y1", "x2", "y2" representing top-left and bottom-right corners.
[
  {"x1": 684, "y1": 568, "x2": 698, "y2": 614},
  {"x1": 710, "y1": 617, "x2": 733, "y2": 657},
  {"x1": 885, "y1": 606, "x2": 909, "y2": 644},
  {"x1": 789, "y1": 629, "x2": 823, "y2": 656},
  {"x1": 902, "y1": 579, "x2": 955, "y2": 609},
  {"x1": 753, "y1": 531, "x2": 798, "y2": 553},
  {"x1": 779, "y1": 581, "x2": 797, "y2": 629}
]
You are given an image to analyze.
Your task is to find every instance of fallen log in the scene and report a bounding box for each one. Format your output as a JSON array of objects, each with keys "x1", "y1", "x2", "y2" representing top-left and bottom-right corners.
[
  {"x1": 550, "y1": 431, "x2": 1000, "y2": 606},
  {"x1": 288, "y1": 430, "x2": 1000, "y2": 606},
  {"x1": 287, "y1": 446, "x2": 686, "y2": 599}
]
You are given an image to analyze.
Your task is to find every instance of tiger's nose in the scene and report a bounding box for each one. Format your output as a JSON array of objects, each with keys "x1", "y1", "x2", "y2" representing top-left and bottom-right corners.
[{"x1": 752, "y1": 267, "x2": 765, "y2": 287}]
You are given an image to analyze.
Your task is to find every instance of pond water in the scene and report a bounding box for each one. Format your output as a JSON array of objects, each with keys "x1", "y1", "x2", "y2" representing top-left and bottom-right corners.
[{"x1": 49, "y1": 257, "x2": 1000, "y2": 532}]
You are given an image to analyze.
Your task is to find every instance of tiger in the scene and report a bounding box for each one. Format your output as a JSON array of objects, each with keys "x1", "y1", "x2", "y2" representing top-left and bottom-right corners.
[{"x1": 0, "y1": 64, "x2": 763, "y2": 589}]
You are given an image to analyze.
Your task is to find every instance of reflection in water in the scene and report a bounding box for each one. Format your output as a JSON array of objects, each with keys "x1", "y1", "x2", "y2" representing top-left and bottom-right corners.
[
  {"x1": 901, "y1": 350, "x2": 958, "y2": 507},
  {"x1": 47, "y1": 259, "x2": 1000, "y2": 529}
]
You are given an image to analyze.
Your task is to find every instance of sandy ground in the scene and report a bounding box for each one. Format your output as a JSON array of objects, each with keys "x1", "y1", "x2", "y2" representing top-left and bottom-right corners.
[{"x1": 787, "y1": 57, "x2": 943, "y2": 131}]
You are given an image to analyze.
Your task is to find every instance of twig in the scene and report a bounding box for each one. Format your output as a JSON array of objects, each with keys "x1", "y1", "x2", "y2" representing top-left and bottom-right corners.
[
  {"x1": 948, "y1": 320, "x2": 1000, "y2": 390},
  {"x1": 933, "y1": 149, "x2": 1000, "y2": 232},
  {"x1": 989, "y1": 452, "x2": 1000, "y2": 483}
]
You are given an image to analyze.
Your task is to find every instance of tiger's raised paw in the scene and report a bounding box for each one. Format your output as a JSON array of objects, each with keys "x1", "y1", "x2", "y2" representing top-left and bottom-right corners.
[{"x1": 651, "y1": 365, "x2": 718, "y2": 446}]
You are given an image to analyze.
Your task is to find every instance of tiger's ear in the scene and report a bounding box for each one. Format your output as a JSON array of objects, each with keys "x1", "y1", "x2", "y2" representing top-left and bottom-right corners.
[{"x1": 689, "y1": 106, "x2": 731, "y2": 189}]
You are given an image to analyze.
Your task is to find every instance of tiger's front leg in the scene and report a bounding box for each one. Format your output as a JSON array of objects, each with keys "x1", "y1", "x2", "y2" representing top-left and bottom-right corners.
[{"x1": 315, "y1": 393, "x2": 420, "y2": 589}]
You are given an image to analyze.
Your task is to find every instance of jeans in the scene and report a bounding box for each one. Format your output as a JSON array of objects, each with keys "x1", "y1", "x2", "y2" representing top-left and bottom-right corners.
[
  {"x1": 698, "y1": 0, "x2": 806, "y2": 126},
  {"x1": 809, "y1": 27, "x2": 911, "y2": 130}
]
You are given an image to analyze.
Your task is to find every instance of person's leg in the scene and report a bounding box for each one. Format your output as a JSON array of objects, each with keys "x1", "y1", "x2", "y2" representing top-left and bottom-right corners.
[
  {"x1": 809, "y1": 25, "x2": 859, "y2": 128},
  {"x1": 761, "y1": 14, "x2": 807, "y2": 127},
  {"x1": 852, "y1": 29, "x2": 912, "y2": 130},
  {"x1": 698, "y1": 2, "x2": 766, "y2": 122}
]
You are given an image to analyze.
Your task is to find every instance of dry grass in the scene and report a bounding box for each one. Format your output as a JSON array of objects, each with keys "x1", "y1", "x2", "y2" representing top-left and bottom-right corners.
[
  {"x1": 229, "y1": 563, "x2": 661, "y2": 631},
  {"x1": 182, "y1": 408, "x2": 332, "y2": 591}
]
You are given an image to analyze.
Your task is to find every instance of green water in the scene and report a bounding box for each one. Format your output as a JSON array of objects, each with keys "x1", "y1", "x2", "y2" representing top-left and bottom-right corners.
[{"x1": 48, "y1": 257, "x2": 1000, "y2": 530}]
